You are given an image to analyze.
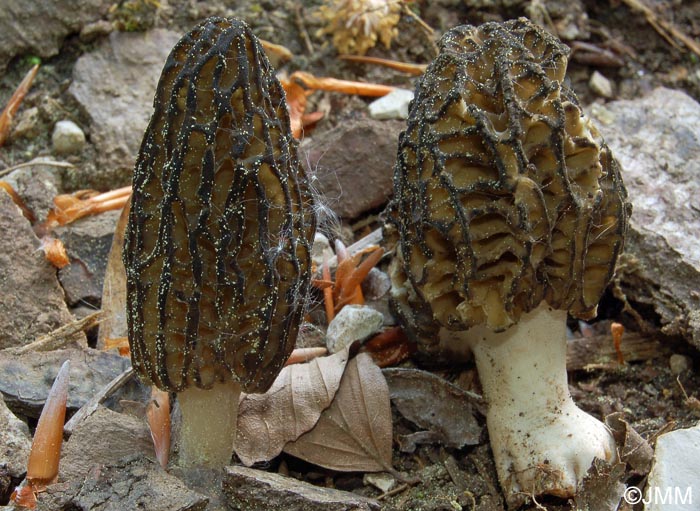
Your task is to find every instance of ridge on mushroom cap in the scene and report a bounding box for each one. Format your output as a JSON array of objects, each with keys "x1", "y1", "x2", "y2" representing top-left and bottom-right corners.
[
  {"x1": 124, "y1": 17, "x2": 316, "y2": 393},
  {"x1": 385, "y1": 17, "x2": 631, "y2": 339}
]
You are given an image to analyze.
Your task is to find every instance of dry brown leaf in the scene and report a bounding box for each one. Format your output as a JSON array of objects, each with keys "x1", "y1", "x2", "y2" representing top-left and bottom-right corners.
[
  {"x1": 573, "y1": 458, "x2": 627, "y2": 511},
  {"x1": 283, "y1": 353, "x2": 393, "y2": 473},
  {"x1": 383, "y1": 368, "x2": 484, "y2": 450},
  {"x1": 97, "y1": 199, "x2": 130, "y2": 349},
  {"x1": 236, "y1": 347, "x2": 351, "y2": 466},
  {"x1": 605, "y1": 412, "x2": 654, "y2": 474}
]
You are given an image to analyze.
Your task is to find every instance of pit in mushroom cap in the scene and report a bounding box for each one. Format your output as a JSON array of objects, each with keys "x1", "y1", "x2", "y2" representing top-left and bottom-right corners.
[
  {"x1": 384, "y1": 17, "x2": 631, "y2": 504},
  {"x1": 123, "y1": 17, "x2": 316, "y2": 467}
]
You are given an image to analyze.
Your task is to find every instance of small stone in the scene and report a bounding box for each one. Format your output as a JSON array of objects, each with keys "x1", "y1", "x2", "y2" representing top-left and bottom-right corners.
[
  {"x1": 0, "y1": 392, "x2": 31, "y2": 478},
  {"x1": 326, "y1": 305, "x2": 384, "y2": 353},
  {"x1": 669, "y1": 354, "x2": 692, "y2": 375},
  {"x1": 301, "y1": 119, "x2": 403, "y2": 219},
  {"x1": 0, "y1": 0, "x2": 109, "y2": 71},
  {"x1": 11, "y1": 106, "x2": 41, "y2": 140},
  {"x1": 361, "y1": 268, "x2": 391, "y2": 301},
  {"x1": 3, "y1": 157, "x2": 62, "y2": 221},
  {"x1": 589, "y1": 88, "x2": 700, "y2": 348},
  {"x1": 589, "y1": 71, "x2": 614, "y2": 99},
  {"x1": 0, "y1": 192, "x2": 79, "y2": 349},
  {"x1": 41, "y1": 455, "x2": 208, "y2": 511},
  {"x1": 52, "y1": 120, "x2": 86, "y2": 155},
  {"x1": 363, "y1": 472, "x2": 396, "y2": 493},
  {"x1": 55, "y1": 210, "x2": 121, "y2": 306},
  {"x1": 0, "y1": 348, "x2": 131, "y2": 418},
  {"x1": 311, "y1": 232, "x2": 334, "y2": 269},
  {"x1": 60, "y1": 406, "x2": 154, "y2": 481},
  {"x1": 223, "y1": 465, "x2": 380, "y2": 511},
  {"x1": 645, "y1": 424, "x2": 700, "y2": 511},
  {"x1": 69, "y1": 29, "x2": 183, "y2": 188},
  {"x1": 79, "y1": 19, "x2": 113, "y2": 42},
  {"x1": 368, "y1": 88, "x2": 414, "y2": 120}
]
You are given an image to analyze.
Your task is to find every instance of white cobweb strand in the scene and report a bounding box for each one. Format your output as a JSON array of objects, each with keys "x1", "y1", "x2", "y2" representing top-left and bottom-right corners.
[{"x1": 465, "y1": 304, "x2": 616, "y2": 501}]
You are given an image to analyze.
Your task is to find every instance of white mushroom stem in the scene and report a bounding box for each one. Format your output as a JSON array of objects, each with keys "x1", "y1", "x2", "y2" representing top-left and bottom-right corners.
[
  {"x1": 459, "y1": 304, "x2": 616, "y2": 501},
  {"x1": 177, "y1": 381, "x2": 241, "y2": 468}
]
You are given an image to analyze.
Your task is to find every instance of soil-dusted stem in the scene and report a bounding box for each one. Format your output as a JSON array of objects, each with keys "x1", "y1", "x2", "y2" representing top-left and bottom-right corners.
[
  {"x1": 178, "y1": 381, "x2": 241, "y2": 468},
  {"x1": 465, "y1": 304, "x2": 616, "y2": 500}
]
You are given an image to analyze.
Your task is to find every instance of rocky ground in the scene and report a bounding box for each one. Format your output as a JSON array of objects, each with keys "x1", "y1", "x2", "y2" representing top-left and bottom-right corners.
[{"x1": 1, "y1": 1, "x2": 699, "y2": 510}]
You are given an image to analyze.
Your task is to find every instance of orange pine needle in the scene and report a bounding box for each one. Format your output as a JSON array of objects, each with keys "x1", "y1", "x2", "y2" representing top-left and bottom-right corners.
[
  {"x1": 346, "y1": 285, "x2": 364, "y2": 306},
  {"x1": 362, "y1": 327, "x2": 415, "y2": 368},
  {"x1": 290, "y1": 70, "x2": 396, "y2": 97},
  {"x1": 339, "y1": 55, "x2": 427, "y2": 76},
  {"x1": 146, "y1": 387, "x2": 171, "y2": 469},
  {"x1": 27, "y1": 360, "x2": 70, "y2": 489},
  {"x1": 336, "y1": 246, "x2": 384, "y2": 307},
  {"x1": 0, "y1": 181, "x2": 35, "y2": 222},
  {"x1": 103, "y1": 337, "x2": 130, "y2": 357},
  {"x1": 322, "y1": 256, "x2": 335, "y2": 323},
  {"x1": 0, "y1": 63, "x2": 39, "y2": 147},
  {"x1": 285, "y1": 347, "x2": 328, "y2": 366},
  {"x1": 611, "y1": 322, "x2": 625, "y2": 364},
  {"x1": 45, "y1": 186, "x2": 132, "y2": 228},
  {"x1": 259, "y1": 39, "x2": 293, "y2": 64}
]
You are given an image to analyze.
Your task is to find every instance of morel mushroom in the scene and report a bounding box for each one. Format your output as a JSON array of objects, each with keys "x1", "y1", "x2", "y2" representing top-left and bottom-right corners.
[
  {"x1": 385, "y1": 18, "x2": 631, "y2": 502},
  {"x1": 124, "y1": 17, "x2": 315, "y2": 468}
]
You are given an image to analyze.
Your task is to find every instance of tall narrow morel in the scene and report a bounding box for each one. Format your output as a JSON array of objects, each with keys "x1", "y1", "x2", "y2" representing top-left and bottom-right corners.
[{"x1": 124, "y1": 17, "x2": 316, "y2": 468}]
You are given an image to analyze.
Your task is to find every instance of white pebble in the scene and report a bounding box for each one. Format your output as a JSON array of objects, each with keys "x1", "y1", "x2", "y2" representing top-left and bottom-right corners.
[
  {"x1": 52, "y1": 120, "x2": 86, "y2": 155},
  {"x1": 589, "y1": 71, "x2": 614, "y2": 99},
  {"x1": 326, "y1": 305, "x2": 384, "y2": 353},
  {"x1": 368, "y1": 89, "x2": 414, "y2": 120}
]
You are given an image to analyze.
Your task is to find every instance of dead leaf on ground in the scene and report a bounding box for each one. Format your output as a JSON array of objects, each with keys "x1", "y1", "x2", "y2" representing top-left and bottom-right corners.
[
  {"x1": 97, "y1": 199, "x2": 130, "y2": 349},
  {"x1": 383, "y1": 368, "x2": 485, "y2": 451},
  {"x1": 283, "y1": 353, "x2": 393, "y2": 473},
  {"x1": 236, "y1": 347, "x2": 351, "y2": 466},
  {"x1": 573, "y1": 458, "x2": 627, "y2": 511},
  {"x1": 605, "y1": 412, "x2": 654, "y2": 474}
]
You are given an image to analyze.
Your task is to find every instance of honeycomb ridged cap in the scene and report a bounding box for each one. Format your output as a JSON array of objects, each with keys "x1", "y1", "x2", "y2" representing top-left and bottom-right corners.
[
  {"x1": 386, "y1": 18, "x2": 631, "y2": 337},
  {"x1": 123, "y1": 17, "x2": 316, "y2": 393}
]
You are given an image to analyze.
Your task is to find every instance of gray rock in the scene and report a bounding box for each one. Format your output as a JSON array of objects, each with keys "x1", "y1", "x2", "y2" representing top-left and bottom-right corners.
[
  {"x1": 301, "y1": 119, "x2": 403, "y2": 219},
  {"x1": 588, "y1": 88, "x2": 700, "y2": 348},
  {"x1": 11, "y1": 106, "x2": 42, "y2": 140},
  {"x1": 223, "y1": 465, "x2": 380, "y2": 511},
  {"x1": 644, "y1": 424, "x2": 700, "y2": 511},
  {"x1": 0, "y1": 192, "x2": 77, "y2": 349},
  {"x1": 0, "y1": 0, "x2": 109, "y2": 71},
  {"x1": 368, "y1": 89, "x2": 414, "y2": 120},
  {"x1": 55, "y1": 210, "x2": 120, "y2": 306},
  {"x1": 2, "y1": 157, "x2": 62, "y2": 222},
  {"x1": 59, "y1": 406, "x2": 154, "y2": 482},
  {"x1": 39, "y1": 455, "x2": 208, "y2": 511},
  {"x1": 326, "y1": 305, "x2": 384, "y2": 353},
  {"x1": 0, "y1": 348, "x2": 131, "y2": 418},
  {"x1": 0, "y1": 392, "x2": 31, "y2": 478},
  {"x1": 589, "y1": 70, "x2": 614, "y2": 98},
  {"x1": 361, "y1": 268, "x2": 391, "y2": 301},
  {"x1": 69, "y1": 29, "x2": 182, "y2": 189},
  {"x1": 52, "y1": 120, "x2": 86, "y2": 155}
]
